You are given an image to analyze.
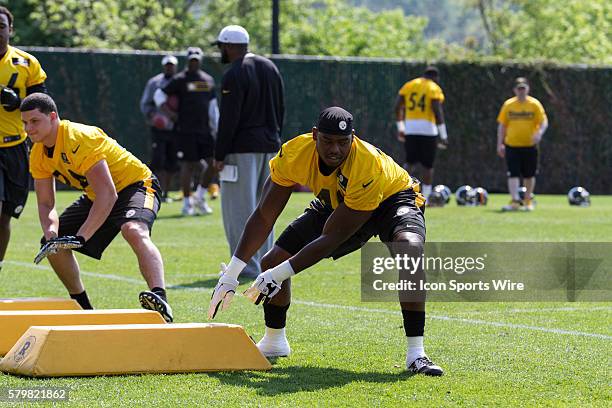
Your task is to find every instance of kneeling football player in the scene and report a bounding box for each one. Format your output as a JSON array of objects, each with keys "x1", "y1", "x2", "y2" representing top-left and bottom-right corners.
[
  {"x1": 21, "y1": 93, "x2": 173, "y2": 322},
  {"x1": 209, "y1": 107, "x2": 442, "y2": 376}
]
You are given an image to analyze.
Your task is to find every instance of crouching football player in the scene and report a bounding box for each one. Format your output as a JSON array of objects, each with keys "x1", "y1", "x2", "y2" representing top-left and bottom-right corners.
[
  {"x1": 208, "y1": 107, "x2": 442, "y2": 376},
  {"x1": 21, "y1": 93, "x2": 173, "y2": 322}
]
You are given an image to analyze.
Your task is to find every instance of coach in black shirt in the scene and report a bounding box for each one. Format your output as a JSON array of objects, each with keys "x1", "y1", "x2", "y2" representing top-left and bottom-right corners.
[
  {"x1": 212, "y1": 25, "x2": 285, "y2": 278},
  {"x1": 154, "y1": 47, "x2": 219, "y2": 216}
]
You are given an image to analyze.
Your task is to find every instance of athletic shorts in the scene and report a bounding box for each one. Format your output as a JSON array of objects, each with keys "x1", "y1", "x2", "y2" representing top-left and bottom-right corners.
[
  {"x1": 48, "y1": 176, "x2": 162, "y2": 260},
  {"x1": 176, "y1": 132, "x2": 213, "y2": 162},
  {"x1": 505, "y1": 145, "x2": 538, "y2": 178},
  {"x1": 150, "y1": 128, "x2": 179, "y2": 173},
  {"x1": 0, "y1": 142, "x2": 29, "y2": 218},
  {"x1": 276, "y1": 188, "x2": 426, "y2": 259},
  {"x1": 404, "y1": 134, "x2": 438, "y2": 169}
]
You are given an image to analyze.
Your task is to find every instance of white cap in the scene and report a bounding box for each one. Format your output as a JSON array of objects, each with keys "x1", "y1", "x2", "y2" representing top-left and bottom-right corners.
[
  {"x1": 186, "y1": 47, "x2": 203, "y2": 61},
  {"x1": 161, "y1": 55, "x2": 178, "y2": 66},
  {"x1": 212, "y1": 25, "x2": 249, "y2": 45}
]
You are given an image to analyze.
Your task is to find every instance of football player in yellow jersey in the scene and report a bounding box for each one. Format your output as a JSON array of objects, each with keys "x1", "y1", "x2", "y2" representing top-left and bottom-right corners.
[
  {"x1": 497, "y1": 77, "x2": 548, "y2": 211},
  {"x1": 0, "y1": 6, "x2": 47, "y2": 272},
  {"x1": 208, "y1": 107, "x2": 444, "y2": 376},
  {"x1": 20, "y1": 93, "x2": 173, "y2": 322},
  {"x1": 394, "y1": 66, "x2": 448, "y2": 201}
]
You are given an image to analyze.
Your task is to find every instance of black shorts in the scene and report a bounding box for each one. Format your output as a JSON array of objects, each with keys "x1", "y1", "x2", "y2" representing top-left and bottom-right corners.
[
  {"x1": 50, "y1": 177, "x2": 162, "y2": 260},
  {"x1": 505, "y1": 145, "x2": 538, "y2": 178},
  {"x1": 404, "y1": 134, "x2": 438, "y2": 169},
  {"x1": 276, "y1": 189, "x2": 426, "y2": 259},
  {"x1": 176, "y1": 132, "x2": 213, "y2": 162},
  {"x1": 0, "y1": 142, "x2": 29, "y2": 219},
  {"x1": 150, "y1": 128, "x2": 179, "y2": 173}
]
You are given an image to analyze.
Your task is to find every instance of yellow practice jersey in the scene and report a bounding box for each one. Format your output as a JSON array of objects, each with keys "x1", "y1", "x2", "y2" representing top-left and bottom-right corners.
[
  {"x1": 0, "y1": 46, "x2": 47, "y2": 147},
  {"x1": 270, "y1": 134, "x2": 421, "y2": 211},
  {"x1": 30, "y1": 120, "x2": 151, "y2": 200},
  {"x1": 497, "y1": 96, "x2": 547, "y2": 147},
  {"x1": 398, "y1": 77, "x2": 444, "y2": 136}
]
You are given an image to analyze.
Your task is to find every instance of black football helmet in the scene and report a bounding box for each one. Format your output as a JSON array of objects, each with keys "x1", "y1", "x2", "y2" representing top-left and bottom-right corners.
[
  {"x1": 474, "y1": 187, "x2": 488, "y2": 206},
  {"x1": 434, "y1": 185, "x2": 452, "y2": 204},
  {"x1": 428, "y1": 190, "x2": 446, "y2": 207},
  {"x1": 455, "y1": 185, "x2": 474, "y2": 206},
  {"x1": 568, "y1": 186, "x2": 590, "y2": 207}
]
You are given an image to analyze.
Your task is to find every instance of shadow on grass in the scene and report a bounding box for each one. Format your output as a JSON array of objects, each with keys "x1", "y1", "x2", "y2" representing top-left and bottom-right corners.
[
  {"x1": 167, "y1": 278, "x2": 219, "y2": 290},
  {"x1": 167, "y1": 272, "x2": 257, "y2": 291},
  {"x1": 156, "y1": 214, "x2": 190, "y2": 220},
  {"x1": 210, "y1": 365, "x2": 418, "y2": 395}
]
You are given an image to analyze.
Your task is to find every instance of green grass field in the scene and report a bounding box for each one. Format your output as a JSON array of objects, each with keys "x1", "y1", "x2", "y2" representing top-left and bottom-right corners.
[{"x1": 1, "y1": 191, "x2": 610, "y2": 406}]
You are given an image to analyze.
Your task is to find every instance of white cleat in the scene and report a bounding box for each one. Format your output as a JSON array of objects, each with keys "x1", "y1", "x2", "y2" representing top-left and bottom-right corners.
[
  {"x1": 181, "y1": 205, "x2": 195, "y2": 216},
  {"x1": 256, "y1": 335, "x2": 291, "y2": 358},
  {"x1": 194, "y1": 198, "x2": 213, "y2": 215}
]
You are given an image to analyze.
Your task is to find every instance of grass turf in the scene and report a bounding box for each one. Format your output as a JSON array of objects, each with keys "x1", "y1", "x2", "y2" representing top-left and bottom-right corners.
[{"x1": 0, "y1": 191, "x2": 610, "y2": 406}]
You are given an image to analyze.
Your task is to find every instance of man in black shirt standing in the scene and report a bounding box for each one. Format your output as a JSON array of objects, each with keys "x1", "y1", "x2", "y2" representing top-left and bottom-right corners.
[
  {"x1": 154, "y1": 47, "x2": 219, "y2": 216},
  {"x1": 212, "y1": 25, "x2": 285, "y2": 278}
]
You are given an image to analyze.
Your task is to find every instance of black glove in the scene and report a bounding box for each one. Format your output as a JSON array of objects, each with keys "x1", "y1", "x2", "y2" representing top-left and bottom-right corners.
[
  {"x1": 0, "y1": 87, "x2": 21, "y2": 112},
  {"x1": 34, "y1": 235, "x2": 86, "y2": 264}
]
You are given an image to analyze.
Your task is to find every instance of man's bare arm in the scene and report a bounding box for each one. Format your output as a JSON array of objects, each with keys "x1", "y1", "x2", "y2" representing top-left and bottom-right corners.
[
  {"x1": 234, "y1": 177, "x2": 294, "y2": 262},
  {"x1": 76, "y1": 160, "x2": 118, "y2": 241},
  {"x1": 34, "y1": 177, "x2": 59, "y2": 240},
  {"x1": 288, "y1": 203, "x2": 373, "y2": 273}
]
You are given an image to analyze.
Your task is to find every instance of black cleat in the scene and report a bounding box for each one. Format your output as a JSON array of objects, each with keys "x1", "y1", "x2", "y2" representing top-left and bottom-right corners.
[
  {"x1": 408, "y1": 356, "x2": 444, "y2": 376},
  {"x1": 139, "y1": 291, "x2": 174, "y2": 323}
]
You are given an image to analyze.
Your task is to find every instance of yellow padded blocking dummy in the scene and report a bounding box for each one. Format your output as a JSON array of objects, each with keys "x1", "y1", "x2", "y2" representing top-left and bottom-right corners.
[
  {"x1": 0, "y1": 309, "x2": 165, "y2": 355},
  {"x1": 0, "y1": 323, "x2": 272, "y2": 376},
  {"x1": 0, "y1": 298, "x2": 81, "y2": 311}
]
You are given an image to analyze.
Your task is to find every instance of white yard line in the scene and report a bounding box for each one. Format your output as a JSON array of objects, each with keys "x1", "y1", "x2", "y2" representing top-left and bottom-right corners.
[
  {"x1": 458, "y1": 306, "x2": 612, "y2": 315},
  {"x1": 7, "y1": 260, "x2": 611, "y2": 340}
]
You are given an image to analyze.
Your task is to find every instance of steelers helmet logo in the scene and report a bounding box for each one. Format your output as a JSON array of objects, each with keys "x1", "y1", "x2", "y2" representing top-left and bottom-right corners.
[
  {"x1": 396, "y1": 206, "x2": 410, "y2": 216},
  {"x1": 338, "y1": 120, "x2": 347, "y2": 131},
  {"x1": 14, "y1": 205, "x2": 23, "y2": 215},
  {"x1": 126, "y1": 209, "x2": 136, "y2": 218}
]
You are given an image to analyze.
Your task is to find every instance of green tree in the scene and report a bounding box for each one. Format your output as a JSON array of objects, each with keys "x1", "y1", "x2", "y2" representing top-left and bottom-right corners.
[
  {"x1": 3, "y1": 0, "x2": 202, "y2": 50},
  {"x1": 473, "y1": 0, "x2": 612, "y2": 64},
  {"x1": 200, "y1": 0, "x2": 474, "y2": 60}
]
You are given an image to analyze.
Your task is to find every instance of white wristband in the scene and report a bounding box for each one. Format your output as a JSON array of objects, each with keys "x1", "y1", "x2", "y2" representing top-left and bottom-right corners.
[
  {"x1": 396, "y1": 121, "x2": 405, "y2": 133},
  {"x1": 437, "y1": 124, "x2": 448, "y2": 141},
  {"x1": 267, "y1": 260, "x2": 296, "y2": 282},
  {"x1": 225, "y1": 256, "x2": 247, "y2": 280}
]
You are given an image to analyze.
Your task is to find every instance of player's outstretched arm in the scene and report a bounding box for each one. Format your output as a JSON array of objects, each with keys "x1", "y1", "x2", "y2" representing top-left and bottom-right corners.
[
  {"x1": 208, "y1": 177, "x2": 293, "y2": 319},
  {"x1": 288, "y1": 203, "x2": 372, "y2": 273},
  {"x1": 77, "y1": 160, "x2": 118, "y2": 241},
  {"x1": 235, "y1": 177, "x2": 293, "y2": 262},
  {"x1": 33, "y1": 178, "x2": 85, "y2": 264},
  {"x1": 244, "y1": 204, "x2": 373, "y2": 305},
  {"x1": 34, "y1": 177, "x2": 59, "y2": 241}
]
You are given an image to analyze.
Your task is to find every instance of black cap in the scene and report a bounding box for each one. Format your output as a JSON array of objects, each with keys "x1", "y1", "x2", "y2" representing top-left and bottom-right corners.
[
  {"x1": 317, "y1": 107, "x2": 353, "y2": 136},
  {"x1": 514, "y1": 77, "x2": 529, "y2": 88}
]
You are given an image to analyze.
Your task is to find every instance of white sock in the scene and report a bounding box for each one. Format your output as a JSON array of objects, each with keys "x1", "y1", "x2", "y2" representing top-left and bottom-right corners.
[
  {"x1": 263, "y1": 326, "x2": 286, "y2": 340},
  {"x1": 508, "y1": 177, "x2": 520, "y2": 201},
  {"x1": 183, "y1": 196, "x2": 191, "y2": 207},
  {"x1": 195, "y1": 185, "x2": 206, "y2": 201},
  {"x1": 422, "y1": 184, "x2": 432, "y2": 199},
  {"x1": 406, "y1": 336, "x2": 425, "y2": 364}
]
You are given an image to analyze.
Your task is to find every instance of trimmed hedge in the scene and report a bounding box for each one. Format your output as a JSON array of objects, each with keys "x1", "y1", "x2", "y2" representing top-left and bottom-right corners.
[{"x1": 25, "y1": 48, "x2": 611, "y2": 194}]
